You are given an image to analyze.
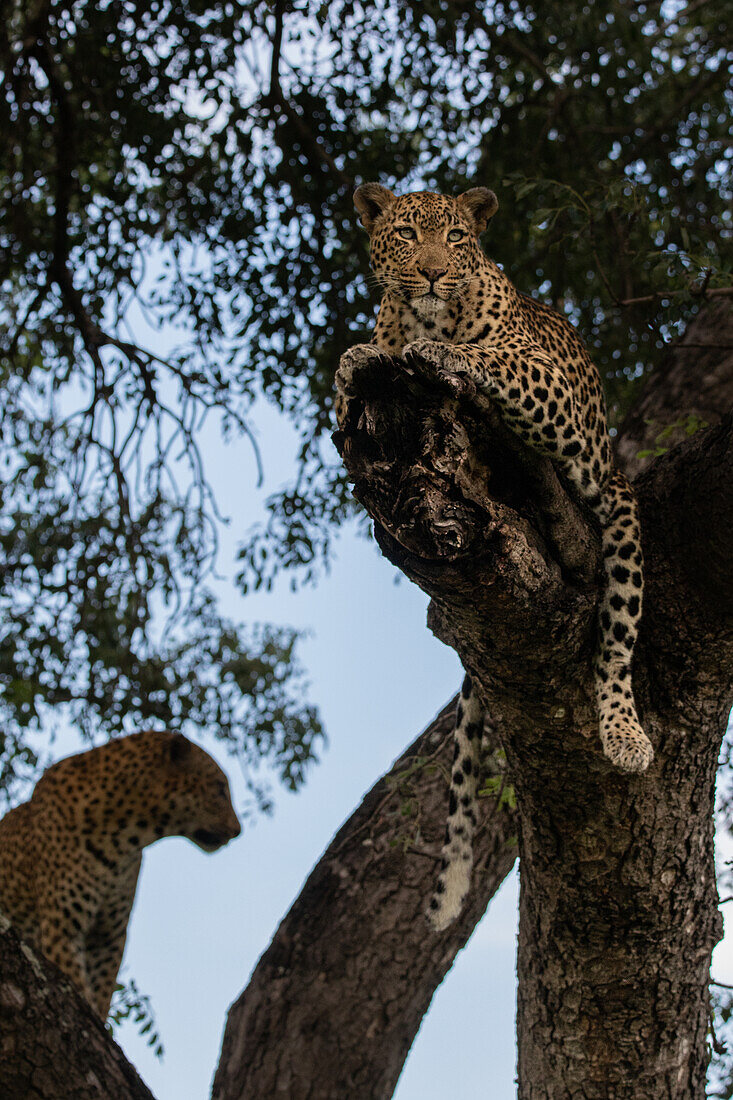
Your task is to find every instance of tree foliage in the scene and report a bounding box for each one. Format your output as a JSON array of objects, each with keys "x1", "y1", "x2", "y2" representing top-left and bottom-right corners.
[
  {"x1": 1, "y1": 0, "x2": 329, "y2": 798},
  {"x1": 3, "y1": 0, "x2": 730, "y2": 598},
  {"x1": 1, "y1": 0, "x2": 730, "y2": 808}
]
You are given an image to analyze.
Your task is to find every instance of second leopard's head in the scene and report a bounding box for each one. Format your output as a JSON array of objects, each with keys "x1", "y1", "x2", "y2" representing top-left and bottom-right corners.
[{"x1": 354, "y1": 184, "x2": 498, "y2": 318}]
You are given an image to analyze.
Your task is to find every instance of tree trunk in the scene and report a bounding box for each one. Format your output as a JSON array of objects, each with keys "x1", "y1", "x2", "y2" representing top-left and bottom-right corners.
[
  {"x1": 319, "y1": 301, "x2": 733, "y2": 1097},
  {"x1": 514, "y1": 422, "x2": 732, "y2": 1096},
  {"x1": 213, "y1": 699, "x2": 518, "y2": 1099},
  {"x1": 0, "y1": 916, "x2": 154, "y2": 1100}
]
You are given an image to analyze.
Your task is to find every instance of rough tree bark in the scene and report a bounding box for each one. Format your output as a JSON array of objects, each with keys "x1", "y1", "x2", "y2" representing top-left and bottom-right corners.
[{"x1": 0, "y1": 916, "x2": 154, "y2": 1100}]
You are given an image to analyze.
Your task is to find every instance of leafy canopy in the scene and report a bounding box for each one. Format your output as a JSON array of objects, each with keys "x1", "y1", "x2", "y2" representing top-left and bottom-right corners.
[{"x1": 1, "y1": 0, "x2": 730, "y2": 791}]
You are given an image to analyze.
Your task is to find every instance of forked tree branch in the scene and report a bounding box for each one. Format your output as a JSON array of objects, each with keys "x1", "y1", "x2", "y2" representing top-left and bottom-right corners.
[{"x1": 322, "y1": 319, "x2": 733, "y2": 1096}]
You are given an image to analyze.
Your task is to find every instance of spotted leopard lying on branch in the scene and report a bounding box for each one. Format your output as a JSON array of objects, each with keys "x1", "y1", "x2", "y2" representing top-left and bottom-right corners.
[{"x1": 335, "y1": 182, "x2": 650, "y2": 931}]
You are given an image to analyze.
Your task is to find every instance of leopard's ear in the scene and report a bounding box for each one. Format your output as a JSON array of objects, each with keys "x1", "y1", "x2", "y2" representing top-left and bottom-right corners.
[
  {"x1": 354, "y1": 183, "x2": 397, "y2": 234},
  {"x1": 168, "y1": 733, "x2": 192, "y2": 765},
  {"x1": 456, "y1": 188, "x2": 499, "y2": 235}
]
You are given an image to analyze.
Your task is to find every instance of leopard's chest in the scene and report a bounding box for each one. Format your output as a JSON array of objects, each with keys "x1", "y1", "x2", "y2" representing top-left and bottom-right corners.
[
  {"x1": 374, "y1": 314, "x2": 446, "y2": 356},
  {"x1": 374, "y1": 288, "x2": 521, "y2": 354}
]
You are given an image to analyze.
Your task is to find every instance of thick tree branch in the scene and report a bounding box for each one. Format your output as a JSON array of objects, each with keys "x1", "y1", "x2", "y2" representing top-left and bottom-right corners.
[
  {"x1": 334, "y1": 358, "x2": 602, "y2": 704},
  {"x1": 635, "y1": 412, "x2": 733, "y2": 626},
  {"x1": 26, "y1": 37, "x2": 109, "y2": 391},
  {"x1": 0, "y1": 917, "x2": 154, "y2": 1100},
  {"x1": 212, "y1": 699, "x2": 517, "y2": 1100},
  {"x1": 616, "y1": 299, "x2": 733, "y2": 479}
]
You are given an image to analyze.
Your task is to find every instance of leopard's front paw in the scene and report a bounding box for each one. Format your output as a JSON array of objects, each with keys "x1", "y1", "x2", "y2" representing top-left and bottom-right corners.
[
  {"x1": 335, "y1": 344, "x2": 390, "y2": 397},
  {"x1": 403, "y1": 340, "x2": 476, "y2": 398}
]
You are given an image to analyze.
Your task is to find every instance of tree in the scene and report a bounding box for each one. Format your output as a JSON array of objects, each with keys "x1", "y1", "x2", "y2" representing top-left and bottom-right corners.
[
  {"x1": 0, "y1": 918, "x2": 155, "y2": 1100},
  {"x1": 1, "y1": 0, "x2": 324, "y2": 802},
  {"x1": 2, "y1": 0, "x2": 732, "y2": 1095},
  {"x1": 213, "y1": 302, "x2": 733, "y2": 1098},
  {"x1": 3, "y1": 306, "x2": 731, "y2": 1098}
]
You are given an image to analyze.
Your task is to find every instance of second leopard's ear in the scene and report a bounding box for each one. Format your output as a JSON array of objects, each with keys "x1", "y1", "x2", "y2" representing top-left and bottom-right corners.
[
  {"x1": 354, "y1": 183, "x2": 397, "y2": 234},
  {"x1": 456, "y1": 188, "x2": 499, "y2": 236}
]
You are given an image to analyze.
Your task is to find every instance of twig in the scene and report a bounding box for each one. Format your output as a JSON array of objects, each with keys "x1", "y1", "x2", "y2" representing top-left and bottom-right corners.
[
  {"x1": 266, "y1": 0, "x2": 351, "y2": 188},
  {"x1": 617, "y1": 286, "x2": 733, "y2": 307},
  {"x1": 5, "y1": 282, "x2": 49, "y2": 359},
  {"x1": 406, "y1": 845, "x2": 443, "y2": 864}
]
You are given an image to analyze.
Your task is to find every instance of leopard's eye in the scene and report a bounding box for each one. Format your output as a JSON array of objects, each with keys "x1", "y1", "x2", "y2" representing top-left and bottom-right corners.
[
  {"x1": 447, "y1": 229, "x2": 465, "y2": 243},
  {"x1": 396, "y1": 226, "x2": 417, "y2": 240}
]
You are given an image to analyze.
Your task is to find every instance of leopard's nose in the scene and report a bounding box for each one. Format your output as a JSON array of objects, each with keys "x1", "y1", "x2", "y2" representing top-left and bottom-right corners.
[{"x1": 418, "y1": 266, "x2": 447, "y2": 284}]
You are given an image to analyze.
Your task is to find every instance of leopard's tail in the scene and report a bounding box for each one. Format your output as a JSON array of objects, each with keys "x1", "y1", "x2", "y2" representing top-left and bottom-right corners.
[
  {"x1": 593, "y1": 471, "x2": 653, "y2": 773},
  {"x1": 427, "y1": 675, "x2": 483, "y2": 931}
]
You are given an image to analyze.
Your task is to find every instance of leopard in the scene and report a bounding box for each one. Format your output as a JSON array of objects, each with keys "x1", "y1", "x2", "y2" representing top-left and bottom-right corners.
[
  {"x1": 335, "y1": 183, "x2": 652, "y2": 932},
  {"x1": 0, "y1": 730, "x2": 240, "y2": 1017}
]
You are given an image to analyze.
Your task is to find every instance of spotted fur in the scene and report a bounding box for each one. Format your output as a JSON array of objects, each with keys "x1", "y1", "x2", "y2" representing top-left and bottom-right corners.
[
  {"x1": 0, "y1": 731, "x2": 240, "y2": 1017},
  {"x1": 429, "y1": 674, "x2": 484, "y2": 932},
  {"x1": 336, "y1": 184, "x2": 652, "y2": 930}
]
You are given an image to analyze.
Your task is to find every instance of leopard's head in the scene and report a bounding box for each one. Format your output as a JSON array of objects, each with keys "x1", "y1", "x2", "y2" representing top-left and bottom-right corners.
[
  {"x1": 136, "y1": 731, "x2": 242, "y2": 852},
  {"x1": 354, "y1": 184, "x2": 498, "y2": 318}
]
